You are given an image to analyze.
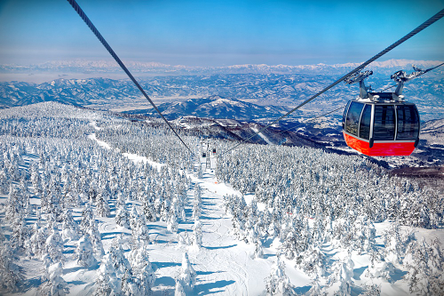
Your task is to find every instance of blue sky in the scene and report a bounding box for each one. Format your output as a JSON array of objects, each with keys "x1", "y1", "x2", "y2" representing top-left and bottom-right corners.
[{"x1": 0, "y1": 0, "x2": 443, "y2": 66}]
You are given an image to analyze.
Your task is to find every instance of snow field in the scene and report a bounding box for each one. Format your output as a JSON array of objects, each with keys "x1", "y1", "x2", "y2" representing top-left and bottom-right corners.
[{"x1": 1, "y1": 103, "x2": 443, "y2": 296}]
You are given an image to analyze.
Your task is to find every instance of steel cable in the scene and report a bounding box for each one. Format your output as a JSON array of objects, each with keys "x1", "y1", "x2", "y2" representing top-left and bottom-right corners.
[{"x1": 67, "y1": 0, "x2": 195, "y2": 157}]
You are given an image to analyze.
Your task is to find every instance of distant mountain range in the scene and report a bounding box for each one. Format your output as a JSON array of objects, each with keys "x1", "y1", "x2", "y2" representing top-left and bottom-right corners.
[
  {"x1": 1, "y1": 71, "x2": 443, "y2": 121},
  {"x1": 2, "y1": 59, "x2": 443, "y2": 76}
]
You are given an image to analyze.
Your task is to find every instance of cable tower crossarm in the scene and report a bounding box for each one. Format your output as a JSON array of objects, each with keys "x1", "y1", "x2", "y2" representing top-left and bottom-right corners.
[
  {"x1": 380, "y1": 61, "x2": 444, "y2": 92},
  {"x1": 66, "y1": 0, "x2": 195, "y2": 157},
  {"x1": 221, "y1": 8, "x2": 444, "y2": 156}
]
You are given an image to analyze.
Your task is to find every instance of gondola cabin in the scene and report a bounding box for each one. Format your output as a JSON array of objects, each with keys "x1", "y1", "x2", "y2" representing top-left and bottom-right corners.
[
  {"x1": 342, "y1": 94, "x2": 420, "y2": 156},
  {"x1": 342, "y1": 69, "x2": 422, "y2": 157}
]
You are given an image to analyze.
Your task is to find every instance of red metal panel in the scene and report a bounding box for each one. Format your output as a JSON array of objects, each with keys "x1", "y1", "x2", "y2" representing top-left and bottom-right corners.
[{"x1": 343, "y1": 132, "x2": 416, "y2": 156}]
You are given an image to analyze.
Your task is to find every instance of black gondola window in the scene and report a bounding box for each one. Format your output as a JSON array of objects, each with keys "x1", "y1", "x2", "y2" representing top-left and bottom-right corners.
[
  {"x1": 345, "y1": 101, "x2": 364, "y2": 136},
  {"x1": 396, "y1": 105, "x2": 419, "y2": 140},
  {"x1": 359, "y1": 104, "x2": 372, "y2": 140},
  {"x1": 342, "y1": 101, "x2": 351, "y2": 129},
  {"x1": 373, "y1": 105, "x2": 395, "y2": 140}
]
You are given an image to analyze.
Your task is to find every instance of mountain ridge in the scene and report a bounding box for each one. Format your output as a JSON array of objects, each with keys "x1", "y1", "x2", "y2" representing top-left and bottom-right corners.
[{"x1": 2, "y1": 59, "x2": 443, "y2": 76}]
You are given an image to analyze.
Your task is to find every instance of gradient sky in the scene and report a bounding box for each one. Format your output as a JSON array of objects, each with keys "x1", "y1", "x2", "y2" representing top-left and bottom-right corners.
[{"x1": 0, "y1": 0, "x2": 443, "y2": 67}]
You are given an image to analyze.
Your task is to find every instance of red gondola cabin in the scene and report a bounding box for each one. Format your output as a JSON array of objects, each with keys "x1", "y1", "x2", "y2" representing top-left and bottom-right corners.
[{"x1": 342, "y1": 69, "x2": 422, "y2": 157}]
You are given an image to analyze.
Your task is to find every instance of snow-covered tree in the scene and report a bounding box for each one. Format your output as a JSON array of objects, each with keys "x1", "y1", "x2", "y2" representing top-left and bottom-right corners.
[
  {"x1": 95, "y1": 193, "x2": 110, "y2": 218},
  {"x1": 131, "y1": 211, "x2": 151, "y2": 245},
  {"x1": 94, "y1": 253, "x2": 121, "y2": 296},
  {"x1": 37, "y1": 262, "x2": 69, "y2": 296},
  {"x1": 61, "y1": 209, "x2": 80, "y2": 241},
  {"x1": 168, "y1": 212, "x2": 179, "y2": 234},
  {"x1": 128, "y1": 245, "x2": 155, "y2": 295},
  {"x1": 80, "y1": 202, "x2": 94, "y2": 233},
  {"x1": 177, "y1": 252, "x2": 196, "y2": 293},
  {"x1": 45, "y1": 227, "x2": 64, "y2": 264},
  {"x1": 330, "y1": 253, "x2": 355, "y2": 296},
  {"x1": 192, "y1": 219, "x2": 203, "y2": 249},
  {"x1": 265, "y1": 255, "x2": 295, "y2": 295},
  {"x1": 142, "y1": 199, "x2": 157, "y2": 222},
  {"x1": 75, "y1": 234, "x2": 97, "y2": 268},
  {"x1": 88, "y1": 218, "x2": 104, "y2": 257},
  {"x1": 115, "y1": 202, "x2": 130, "y2": 229},
  {"x1": 174, "y1": 279, "x2": 186, "y2": 296},
  {"x1": 0, "y1": 241, "x2": 23, "y2": 292}
]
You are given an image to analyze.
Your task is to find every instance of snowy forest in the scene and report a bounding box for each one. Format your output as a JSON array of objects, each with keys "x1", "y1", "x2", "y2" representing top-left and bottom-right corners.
[{"x1": 0, "y1": 102, "x2": 443, "y2": 295}]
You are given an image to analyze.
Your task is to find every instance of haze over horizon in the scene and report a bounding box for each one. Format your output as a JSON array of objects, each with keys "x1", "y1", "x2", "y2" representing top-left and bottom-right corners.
[{"x1": 1, "y1": 0, "x2": 444, "y2": 68}]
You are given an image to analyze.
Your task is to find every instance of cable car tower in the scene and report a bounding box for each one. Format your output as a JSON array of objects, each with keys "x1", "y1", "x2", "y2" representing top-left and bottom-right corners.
[
  {"x1": 341, "y1": 65, "x2": 434, "y2": 156},
  {"x1": 200, "y1": 140, "x2": 217, "y2": 170}
]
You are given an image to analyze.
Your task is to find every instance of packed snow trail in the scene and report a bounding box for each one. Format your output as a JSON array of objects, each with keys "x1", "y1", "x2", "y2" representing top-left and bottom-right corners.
[{"x1": 187, "y1": 160, "x2": 270, "y2": 295}]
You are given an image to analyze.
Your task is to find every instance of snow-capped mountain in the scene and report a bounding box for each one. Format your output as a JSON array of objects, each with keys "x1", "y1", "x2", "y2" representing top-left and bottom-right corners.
[{"x1": 2, "y1": 59, "x2": 443, "y2": 76}]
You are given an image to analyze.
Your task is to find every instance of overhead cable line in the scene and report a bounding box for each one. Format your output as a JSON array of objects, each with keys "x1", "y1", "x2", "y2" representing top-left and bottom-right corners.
[
  {"x1": 273, "y1": 106, "x2": 344, "y2": 139},
  {"x1": 222, "y1": 8, "x2": 444, "y2": 156},
  {"x1": 66, "y1": 0, "x2": 195, "y2": 157}
]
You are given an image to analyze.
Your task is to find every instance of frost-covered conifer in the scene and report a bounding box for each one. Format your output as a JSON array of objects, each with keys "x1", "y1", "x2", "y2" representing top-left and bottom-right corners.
[
  {"x1": 94, "y1": 253, "x2": 121, "y2": 296},
  {"x1": 253, "y1": 240, "x2": 264, "y2": 259},
  {"x1": 134, "y1": 214, "x2": 150, "y2": 245},
  {"x1": 121, "y1": 269, "x2": 141, "y2": 296},
  {"x1": 192, "y1": 186, "x2": 202, "y2": 220},
  {"x1": 160, "y1": 199, "x2": 171, "y2": 222},
  {"x1": 143, "y1": 199, "x2": 157, "y2": 222},
  {"x1": 130, "y1": 206, "x2": 140, "y2": 231},
  {"x1": 45, "y1": 226, "x2": 64, "y2": 264},
  {"x1": 177, "y1": 253, "x2": 196, "y2": 293},
  {"x1": 88, "y1": 218, "x2": 104, "y2": 257},
  {"x1": 109, "y1": 236, "x2": 133, "y2": 277},
  {"x1": 95, "y1": 193, "x2": 110, "y2": 218},
  {"x1": 281, "y1": 230, "x2": 298, "y2": 260},
  {"x1": 192, "y1": 219, "x2": 202, "y2": 248},
  {"x1": 5, "y1": 185, "x2": 24, "y2": 222},
  {"x1": 168, "y1": 212, "x2": 179, "y2": 234},
  {"x1": 296, "y1": 245, "x2": 325, "y2": 277},
  {"x1": 264, "y1": 255, "x2": 295, "y2": 295},
  {"x1": 116, "y1": 202, "x2": 130, "y2": 229},
  {"x1": 37, "y1": 262, "x2": 69, "y2": 296},
  {"x1": 330, "y1": 253, "x2": 354, "y2": 296},
  {"x1": 76, "y1": 234, "x2": 97, "y2": 268},
  {"x1": 128, "y1": 245, "x2": 155, "y2": 295},
  {"x1": 10, "y1": 216, "x2": 29, "y2": 251},
  {"x1": 362, "y1": 284, "x2": 381, "y2": 296},
  {"x1": 28, "y1": 223, "x2": 47, "y2": 258},
  {"x1": 0, "y1": 241, "x2": 23, "y2": 292},
  {"x1": 80, "y1": 202, "x2": 94, "y2": 233},
  {"x1": 0, "y1": 170, "x2": 10, "y2": 195},
  {"x1": 306, "y1": 278, "x2": 327, "y2": 296},
  {"x1": 61, "y1": 209, "x2": 80, "y2": 241},
  {"x1": 175, "y1": 279, "x2": 186, "y2": 296}
]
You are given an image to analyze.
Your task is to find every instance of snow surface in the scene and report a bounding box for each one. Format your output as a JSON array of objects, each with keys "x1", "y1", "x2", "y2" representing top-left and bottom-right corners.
[
  {"x1": 1, "y1": 106, "x2": 443, "y2": 296},
  {"x1": 56, "y1": 132, "x2": 427, "y2": 295}
]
